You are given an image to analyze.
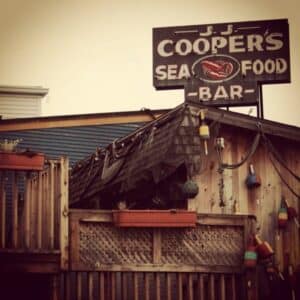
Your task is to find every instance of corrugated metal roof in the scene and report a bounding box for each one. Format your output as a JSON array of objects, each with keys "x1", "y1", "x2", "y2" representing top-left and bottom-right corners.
[{"x1": 0, "y1": 123, "x2": 142, "y2": 166}]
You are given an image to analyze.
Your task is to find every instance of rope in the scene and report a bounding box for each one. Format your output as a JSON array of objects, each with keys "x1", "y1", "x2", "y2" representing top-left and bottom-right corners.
[
  {"x1": 217, "y1": 133, "x2": 261, "y2": 170},
  {"x1": 261, "y1": 133, "x2": 300, "y2": 182},
  {"x1": 268, "y1": 153, "x2": 300, "y2": 199}
]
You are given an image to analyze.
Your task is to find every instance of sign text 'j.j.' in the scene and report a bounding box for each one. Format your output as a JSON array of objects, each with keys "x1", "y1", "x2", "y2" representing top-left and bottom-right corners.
[{"x1": 153, "y1": 19, "x2": 290, "y2": 106}]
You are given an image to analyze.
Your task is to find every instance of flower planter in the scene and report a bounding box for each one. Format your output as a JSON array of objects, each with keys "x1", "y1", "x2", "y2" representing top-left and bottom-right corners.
[
  {"x1": 113, "y1": 210, "x2": 197, "y2": 227},
  {"x1": 0, "y1": 151, "x2": 45, "y2": 171}
]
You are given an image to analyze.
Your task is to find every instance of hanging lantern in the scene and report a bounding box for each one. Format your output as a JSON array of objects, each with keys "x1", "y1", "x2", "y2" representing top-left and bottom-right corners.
[
  {"x1": 245, "y1": 164, "x2": 261, "y2": 189},
  {"x1": 278, "y1": 203, "x2": 288, "y2": 229},
  {"x1": 254, "y1": 234, "x2": 274, "y2": 259},
  {"x1": 244, "y1": 236, "x2": 257, "y2": 268}
]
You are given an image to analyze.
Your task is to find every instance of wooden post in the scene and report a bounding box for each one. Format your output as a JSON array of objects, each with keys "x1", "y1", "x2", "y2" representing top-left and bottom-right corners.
[
  {"x1": 12, "y1": 172, "x2": 18, "y2": 248},
  {"x1": 0, "y1": 171, "x2": 6, "y2": 248},
  {"x1": 60, "y1": 157, "x2": 69, "y2": 270}
]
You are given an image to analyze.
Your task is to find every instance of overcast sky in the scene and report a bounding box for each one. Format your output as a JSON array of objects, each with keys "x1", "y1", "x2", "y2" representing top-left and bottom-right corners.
[{"x1": 1, "y1": 0, "x2": 299, "y2": 126}]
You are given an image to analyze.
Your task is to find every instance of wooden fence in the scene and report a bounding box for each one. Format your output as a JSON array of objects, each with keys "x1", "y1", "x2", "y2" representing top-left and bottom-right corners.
[
  {"x1": 59, "y1": 271, "x2": 245, "y2": 300},
  {"x1": 66, "y1": 210, "x2": 257, "y2": 300},
  {"x1": 0, "y1": 157, "x2": 69, "y2": 270}
]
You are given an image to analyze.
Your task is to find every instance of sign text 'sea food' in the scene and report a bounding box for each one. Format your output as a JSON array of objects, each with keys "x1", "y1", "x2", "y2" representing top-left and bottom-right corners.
[{"x1": 153, "y1": 19, "x2": 290, "y2": 106}]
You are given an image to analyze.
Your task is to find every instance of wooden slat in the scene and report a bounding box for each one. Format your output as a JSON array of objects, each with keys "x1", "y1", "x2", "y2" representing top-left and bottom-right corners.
[
  {"x1": 177, "y1": 273, "x2": 183, "y2": 300},
  {"x1": 220, "y1": 274, "x2": 226, "y2": 300},
  {"x1": 144, "y1": 273, "x2": 150, "y2": 300},
  {"x1": 209, "y1": 274, "x2": 215, "y2": 300},
  {"x1": 77, "y1": 272, "x2": 82, "y2": 300},
  {"x1": 12, "y1": 172, "x2": 18, "y2": 248},
  {"x1": 30, "y1": 178, "x2": 37, "y2": 249},
  {"x1": 51, "y1": 275, "x2": 60, "y2": 300},
  {"x1": 231, "y1": 275, "x2": 236, "y2": 300},
  {"x1": 188, "y1": 273, "x2": 193, "y2": 300},
  {"x1": 153, "y1": 229, "x2": 162, "y2": 264},
  {"x1": 155, "y1": 273, "x2": 160, "y2": 300},
  {"x1": 24, "y1": 173, "x2": 31, "y2": 248},
  {"x1": 60, "y1": 157, "x2": 69, "y2": 270},
  {"x1": 99, "y1": 272, "x2": 105, "y2": 300},
  {"x1": 111, "y1": 272, "x2": 116, "y2": 300},
  {"x1": 133, "y1": 272, "x2": 138, "y2": 300},
  {"x1": 37, "y1": 172, "x2": 43, "y2": 249},
  {"x1": 88, "y1": 272, "x2": 93, "y2": 300},
  {"x1": 166, "y1": 273, "x2": 172, "y2": 300},
  {"x1": 49, "y1": 162, "x2": 55, "y2": 249},
  {"x1": 0, "y1": 172, "x2": 6, "y2": 248},
  {"x1": 198, "y1": 274, "x2": 204, "y2": 300},
  {"x1": 64, "y1": 272, "x2": 71, "y2": 300},
  {"x1": 122, "y1": 272, "x2": 128, "y2": 300}
]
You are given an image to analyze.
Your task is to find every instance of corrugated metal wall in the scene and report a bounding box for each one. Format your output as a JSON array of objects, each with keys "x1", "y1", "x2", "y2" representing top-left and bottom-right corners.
[
  {"x1": 0, "y1": 95, "x2": 42, "y2": 119},
  {"x1": 0, "y1": 123, "x2": 142, "y2": 166}
]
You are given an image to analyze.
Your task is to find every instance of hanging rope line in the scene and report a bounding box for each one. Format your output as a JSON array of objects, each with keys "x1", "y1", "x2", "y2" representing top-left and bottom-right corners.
[
  {"x1": 216, "y1": 132, "x2": 261, "y2": 170},
  {"x1": 261, "y1": 132, "x2": 300, "y2": 182},
  {"x1": 268, "y1": 153, "x2": 300, "y2": 198}
]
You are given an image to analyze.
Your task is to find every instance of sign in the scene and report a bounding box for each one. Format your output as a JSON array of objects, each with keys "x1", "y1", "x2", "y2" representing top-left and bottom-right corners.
[{"x1": 153, "y1": 19, "x2": 290, "y2": 107}]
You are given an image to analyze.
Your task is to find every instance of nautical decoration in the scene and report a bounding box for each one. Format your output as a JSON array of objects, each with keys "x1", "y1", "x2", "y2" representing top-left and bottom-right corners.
[
  {"x1": 284, "y1": 198, "x2": 300, "y2": 228},
  {"x1": 277, "y1": 200, "x2": 288, "y2": 229},
  {"x1": 245, "y1": 164, "x2": 261, "y2": 189},
  {"x1": 180, "y1": 180, "x2": 199, "y2": 198},
  {"x1": 199, "y1": 110, "x2": 210, "y2": 155},
  {"x1": 244, "y1": 236, "x2": 257, "y2": 268},
  {"x1": 254, "y1": 234, "x2": 274, "y2": 259}
]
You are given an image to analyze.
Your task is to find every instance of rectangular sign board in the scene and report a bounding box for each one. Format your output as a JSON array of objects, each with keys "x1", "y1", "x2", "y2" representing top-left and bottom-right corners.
[{"x1": 153, "y1": 19, "x2": 290, "y2": 106}]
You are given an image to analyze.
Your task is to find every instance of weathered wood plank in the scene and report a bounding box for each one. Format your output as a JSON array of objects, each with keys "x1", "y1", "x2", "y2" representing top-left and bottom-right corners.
[
  {"x1": 12, "y1": 172, "x2": 18, "y2": 248},
  {"x1": 99, "y1": 272, "x2": 105, "y2": 300},
  {"x1": 0, "y1": 172, "x2": 6, "y2": 248},
  {"x1": 76, "y1": 272, "x2": 82, "y2": 300},
  {"x1": 177, "y1": 273, "x2": 183, "y2": 300},
  {"x1": 153, "y1": 229, "x2": 161, "y2": 264},
  {"x1": 144, "y1": 273, "x2": 150, "y2": 300},
  {"x1": 60, "y1": 157, "x2": 69, "y2": 270}
]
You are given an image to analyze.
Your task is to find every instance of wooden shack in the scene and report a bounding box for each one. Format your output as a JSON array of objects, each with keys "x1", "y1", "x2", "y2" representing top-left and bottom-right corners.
[{"x1": 0, "y1": 102, "x2": 299, "y2": 299}]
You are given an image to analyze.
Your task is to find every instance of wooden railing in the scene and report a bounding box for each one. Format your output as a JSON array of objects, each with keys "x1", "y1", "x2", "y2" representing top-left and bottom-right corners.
[
  {"x1": 59, "y1": 271, "x2": 245, "y2": 300},
  {"x1": 67, "y1": 210, "x2": 257, "y2": 300},
  {"x1": 0, "y1": 157, "x2": 69, "y2": 269}
]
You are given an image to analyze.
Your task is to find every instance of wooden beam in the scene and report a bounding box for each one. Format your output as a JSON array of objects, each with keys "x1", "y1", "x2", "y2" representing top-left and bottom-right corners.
[{"x1": 0, "y1": 111, "x2": 167, "y2": 132}]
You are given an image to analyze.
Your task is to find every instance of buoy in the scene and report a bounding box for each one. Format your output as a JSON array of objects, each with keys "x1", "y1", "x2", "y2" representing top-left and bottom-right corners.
[
  {"x1": 254, "y1": 234, "x2": 274, "y2": 259},
  {"x1": 244, "y1": 236, "x2": 257, "y2": 268},
  {"x1": 284, "y1": 198, "x2": 300, "y2": 228},
  {"x1": 278, "y1": 203, "x2": 288, "y2": 229},
  {"x1": 245, "y1": 164, "x2": 261, "y2": 189},
  {"x1": 199, "y1": 110, "x2": 210, "y2": 155}
]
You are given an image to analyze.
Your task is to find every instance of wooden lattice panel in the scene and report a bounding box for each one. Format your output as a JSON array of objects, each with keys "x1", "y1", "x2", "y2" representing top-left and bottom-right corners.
[
  {"x1": 161, "y1": 226, "x2": 244, "y2": 266},
  {"x1": 79, "y1": 223, "x2": 153, "y2": 268},
  {"x1": 78, "y1": 221, "x2": 244, "y2": 269}
]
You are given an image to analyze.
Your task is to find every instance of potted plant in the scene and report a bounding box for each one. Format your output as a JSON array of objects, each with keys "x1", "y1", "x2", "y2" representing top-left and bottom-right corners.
[{"x1": 0, "y1": 139, "x2": 45, "y2": 171}]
